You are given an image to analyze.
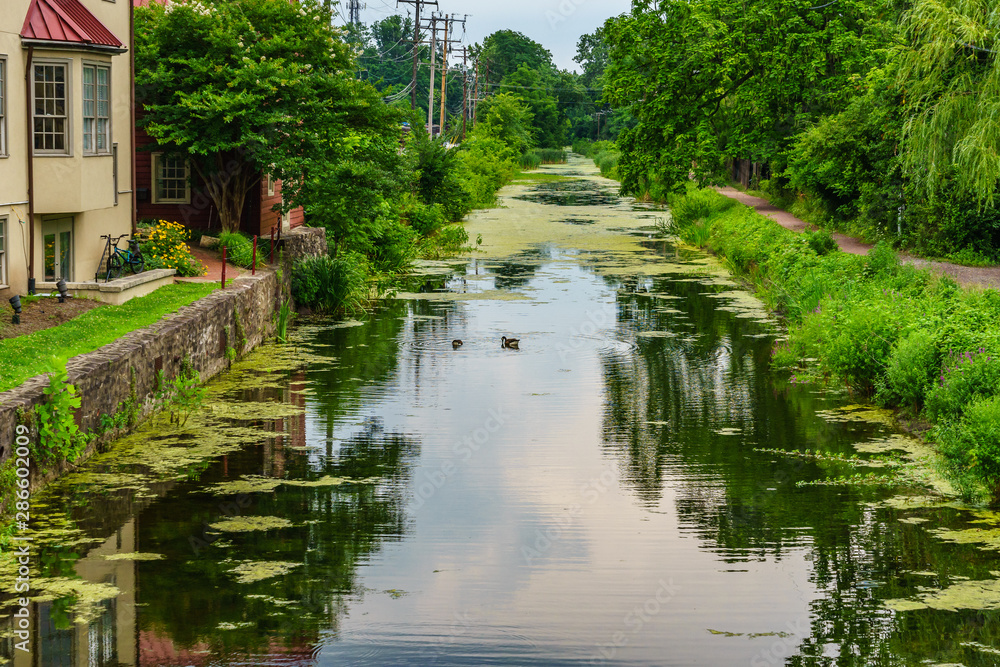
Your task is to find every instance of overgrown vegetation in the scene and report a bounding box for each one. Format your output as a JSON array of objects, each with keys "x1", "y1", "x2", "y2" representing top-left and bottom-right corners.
[
  {"x1": 666, "y1": 187, "x2": 1000, "y2": 504},
  {"x1": 35, "y1": 372, "x2": 91, "y2": 466},
  {"x1": 291, "y1": 254, "x2": 371, "y2": 316},
  {"x1": 217, "y1": 231, "x2": 264, "y2": 269},
  {"x1": 166, "y1": 358, "x2": 206, "y2": 426},
  {"x1": 600, "y1": 0, "x2": 1000, "y2": 264},
  {"x1": 575, "y1": 140, "x2": 620, "y2": 179}
]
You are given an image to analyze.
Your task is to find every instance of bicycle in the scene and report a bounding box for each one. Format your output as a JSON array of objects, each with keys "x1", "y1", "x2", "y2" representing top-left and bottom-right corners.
[{"x1": 101, "y1": 234, "x2": 145, "y2": 281}]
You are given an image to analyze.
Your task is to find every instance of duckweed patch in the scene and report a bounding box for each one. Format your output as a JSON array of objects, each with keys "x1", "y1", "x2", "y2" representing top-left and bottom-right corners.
[
  {"x1": 815, "y1": 406, "x2": 897, "y2": 427},
  {"x1": 394, "y1": 290, "x2": 531, "y2": 302},
  {"x1": 284, "y1": 475, "x2": 381, "y2": 488},
  {"x1": 208, "y1": 515, "x2": 294, "y2": 533},
  {"x1": 32, "y1": 577, "x2": 120, "y2": 624},
  {"x1": 208, "y1": 475, "x2": 380, "y2": 496},
  {"x1": 102, "y1": 552, "x2": 165, "y2": 561},
  {"x1": 205, "y1": 401, "x2": 306, "y2": 422},
  {"x1": 885, "y1": 578, "x2": 1000, "y2": 612},
  {"x1": 929, "y1": 527, "x2": 1000, "y2": 551},
  {"x1": 218, "y1": 621, "x2": 256, "y2": 630},
  {"x1": 208, "y1": 476, "x2": 285, "y2": 495},
  {"x1": 228, "y1": 560, "x2": 301, "y2": 584}
]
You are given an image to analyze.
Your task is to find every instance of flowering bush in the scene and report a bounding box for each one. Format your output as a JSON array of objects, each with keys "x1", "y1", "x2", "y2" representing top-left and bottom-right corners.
[{"x1": 140, "y1": 220, "x2": 207, "y2": 277}]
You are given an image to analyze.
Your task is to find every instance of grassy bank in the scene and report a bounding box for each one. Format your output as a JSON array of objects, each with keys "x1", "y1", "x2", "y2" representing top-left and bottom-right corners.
[
  {"x1": 666, "y1": 186, "x2": 1000, "y2": 504},
  {"x1": 0, "y1": 282, "x2": 216, "y2": 393}
]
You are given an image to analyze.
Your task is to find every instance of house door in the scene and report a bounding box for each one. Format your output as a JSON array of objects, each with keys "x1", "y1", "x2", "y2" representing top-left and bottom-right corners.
[{"x1": 43, "y1": 217, "x2": 74, "y2": 282}]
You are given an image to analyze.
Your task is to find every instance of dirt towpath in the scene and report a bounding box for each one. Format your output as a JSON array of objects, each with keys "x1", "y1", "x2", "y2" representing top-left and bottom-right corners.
[{"x1": 715, "y1": 187, "x2": 1000, "y2": 291}]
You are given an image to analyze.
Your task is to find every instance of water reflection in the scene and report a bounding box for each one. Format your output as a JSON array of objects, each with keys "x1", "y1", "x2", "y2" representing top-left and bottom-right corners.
[{"x1": 10, "y1": 160, "x2": 1000, "y2": 665}]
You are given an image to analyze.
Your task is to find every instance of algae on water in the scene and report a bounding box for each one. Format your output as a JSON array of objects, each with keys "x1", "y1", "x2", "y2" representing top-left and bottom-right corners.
[
  {"x1": 208, "y1": 515, "x2": 294, "y2": 533},
  {"x1": 228, "y1": 560, "x2": 302, "y2": 584},
  {"x1": 885, "y1": 577, "x2": 1000, "y2": 612}
]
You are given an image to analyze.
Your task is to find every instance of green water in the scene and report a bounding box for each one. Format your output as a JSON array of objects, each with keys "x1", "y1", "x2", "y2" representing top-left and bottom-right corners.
[{"x1": 4, "y1": 158, "x2": 1000, "y2": 666}]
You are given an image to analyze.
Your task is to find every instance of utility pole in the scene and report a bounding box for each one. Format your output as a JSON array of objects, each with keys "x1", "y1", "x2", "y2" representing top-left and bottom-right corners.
[
  {"x1": 459, "y1": 46, "x2": 469, "y2": 140},
  {"x1": 396, "y1": 0, "x2": 437, "y2": 111},
  {"x1": 426, "y1": 13, "x2": 440, "y2": 134},
  {"x1": 473, "y1": 59, "x2": 481, "y2": 124},
  {"x1": 348, "y1": 0, "x2": 361, "y2": 25},
  {"x1": 439, "y1": 14, "x2": 449, "y2": 139},
  {"x1": 438, "y1": 15, "x2": 466, "y2": 141}
]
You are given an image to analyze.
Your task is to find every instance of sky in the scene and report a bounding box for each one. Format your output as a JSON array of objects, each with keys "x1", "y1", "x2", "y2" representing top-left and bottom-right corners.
[{"x1": 354, "y1": 0, "x2": 634, "y2": 72}]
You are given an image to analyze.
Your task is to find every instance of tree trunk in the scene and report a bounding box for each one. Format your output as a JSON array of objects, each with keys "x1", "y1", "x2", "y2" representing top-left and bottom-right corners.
[{"x1": 192, "y1": 151, "x2": 259, "y2": 233}]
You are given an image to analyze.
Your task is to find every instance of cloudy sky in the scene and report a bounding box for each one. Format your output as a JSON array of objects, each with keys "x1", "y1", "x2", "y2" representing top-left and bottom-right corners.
[{"x1": 356, "y1": 0, "x2": 634, "y2": 71}]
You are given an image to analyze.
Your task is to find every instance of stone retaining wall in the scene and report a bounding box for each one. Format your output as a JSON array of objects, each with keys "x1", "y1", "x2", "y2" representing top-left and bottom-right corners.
[{"x1": 0, "y1": 226, "x2": 326, "y2": 491}]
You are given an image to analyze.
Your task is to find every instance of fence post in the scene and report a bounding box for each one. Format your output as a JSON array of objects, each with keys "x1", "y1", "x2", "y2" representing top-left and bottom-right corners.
[
  {"x1": 221, "y1": 246, "x2": 227, "y2": 290},
  {"x1": 252, "y1": 235, "x2": 258, "y2": 276}
]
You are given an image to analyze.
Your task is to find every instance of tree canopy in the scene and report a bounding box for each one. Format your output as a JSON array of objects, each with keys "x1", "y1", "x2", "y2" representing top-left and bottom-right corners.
[
  {"x1": 603, "y1": 0, "x2": 893, "y2": 195},
  {"x1": 136, "y1": 0, "x2": 363, "y2": 232}
]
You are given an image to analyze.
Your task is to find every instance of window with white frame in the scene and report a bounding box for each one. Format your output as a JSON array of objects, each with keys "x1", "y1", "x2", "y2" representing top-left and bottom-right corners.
[
  {"x1": 152, "y1": 153, "x2": 190, "y2": 203},
  {"x1": 83, "y1": 63, "x2": 111, "y2": 154},
  {"x1": 0, "y1": 217, "x2": 7, "y2": 286},
  {"x1": 33, "y1": 62, "x2": 69, "y2": 153},
  {"x1": 264, "y1": 173, "x2": 275, "y2": 197},
  {"x1": 0, "y1": 58, "x2": 7, "y2": 157}
]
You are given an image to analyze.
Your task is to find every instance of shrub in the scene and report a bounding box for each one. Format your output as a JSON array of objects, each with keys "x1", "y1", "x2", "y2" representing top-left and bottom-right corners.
[
  {"x1": 406, "y1": 201, "x2": 447, "y2": 237},
  {"x1": 218, "y1": 231, "x2": 263, "y2": 269},
  {"x1": 457, "y1": 135, "x2": 519, "y2": 209},
  {"x1": 139, "y1": 220, "x2": 207, "y2": 277},
  {"x1": 669, "y1": 188, "x2": 725, "y2": 228},
  {"x1": 936, "y1": 395, "x2": 1000, "y2": 504},
  {"x1": 35, "y1": 371, "x2": 90, "y2": 465},
  {"x1": 594, "y1": 147, "x2": 620, "y2": 179},
  {"x1": 877, "y1": 329, "x2": 940, "y2": 409},
  {"x1": 925, "y1": 350, "x2": 1000, "y2": 423},
  {"x1": 291, "y1": 253, "x2": 370, "y2": 315},
  {"x1": 409, "y1": 129, "x2": 471, "y2": 222},
  {"x1": 806, "y1": 229, "x2": 839, "y2": 256},
  {"x1": 572, "y1": 138, "x2": 595, "y2": 157},
  {"x1": 822, "y1": 301, "x2": 902, "y2": 392}
]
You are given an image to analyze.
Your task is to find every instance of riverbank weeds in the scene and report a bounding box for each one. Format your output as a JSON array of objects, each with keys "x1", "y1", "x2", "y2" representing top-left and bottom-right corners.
[{"x1": 664, "y1": 184, "x2": 1000, "y2": 504}]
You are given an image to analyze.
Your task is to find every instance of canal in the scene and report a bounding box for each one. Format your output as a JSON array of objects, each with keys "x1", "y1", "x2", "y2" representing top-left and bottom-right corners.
[{"x1": 4, "y1": 156, "x2": 1000, "y2": 665}]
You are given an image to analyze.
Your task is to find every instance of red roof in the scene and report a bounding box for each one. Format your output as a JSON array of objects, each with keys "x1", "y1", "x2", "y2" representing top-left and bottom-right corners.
[{"x1": 21, "y1": 0, "x2": 124, "y2": 50}]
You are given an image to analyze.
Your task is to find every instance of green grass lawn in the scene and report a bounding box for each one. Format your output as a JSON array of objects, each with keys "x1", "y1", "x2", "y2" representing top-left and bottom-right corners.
[{"x1": 0, "y1": 283, "x2": 216, "y2": 393}]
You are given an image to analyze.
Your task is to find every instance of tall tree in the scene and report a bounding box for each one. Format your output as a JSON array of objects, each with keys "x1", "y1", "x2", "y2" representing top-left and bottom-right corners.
[
  {"x1": 574, "y1": 27, "x2": 609, "y2": 91},
  {"x1": 135, "y1": 0, "x2": 356, "y2": 232},
  {"x1": 480, "y1": 30, "x2": 554, "y2": 85},
  {"x1": 500, "y1": 65, "x2": 566, "y2": 149},
  {"x1": 603, "y1": 0, "x2": 890, "y2": 196},
  {"x1": 899, "y1": 0, "x2": 1000, "y2": 204}
]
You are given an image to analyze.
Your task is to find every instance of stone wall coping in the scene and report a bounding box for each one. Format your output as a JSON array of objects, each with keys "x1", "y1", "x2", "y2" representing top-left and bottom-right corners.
[{"x1": 36, "y1": 269, "x2": 178, "y2": 293}]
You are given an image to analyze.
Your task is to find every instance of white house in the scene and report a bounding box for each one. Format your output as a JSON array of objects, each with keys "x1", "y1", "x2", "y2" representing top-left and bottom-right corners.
[{"x1": 1, "y1": 0, "x2": 134, "y2": 300}]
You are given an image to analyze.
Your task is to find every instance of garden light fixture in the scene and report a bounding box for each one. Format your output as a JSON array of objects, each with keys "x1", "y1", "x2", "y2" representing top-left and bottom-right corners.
[
  {"x1": 9, "y1": 295, "x2": 22, "y2": 325},
  {"x1": 57, "y1": 278, "x2": 69, "y2": 303}
]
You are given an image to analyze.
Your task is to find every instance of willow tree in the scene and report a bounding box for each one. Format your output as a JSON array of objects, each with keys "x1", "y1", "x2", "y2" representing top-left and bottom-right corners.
[
  {"x1": 135, "y1": 0, "x2": 354, "y2": 232},
  {"x1": 899, "y1": 0, "x2": 1000, "y2": 205}
]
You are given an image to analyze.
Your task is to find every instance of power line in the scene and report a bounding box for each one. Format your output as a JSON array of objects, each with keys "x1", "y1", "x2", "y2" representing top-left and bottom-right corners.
[{"x1": 396, "y1": 0, "x2": 438, "y2": 110}]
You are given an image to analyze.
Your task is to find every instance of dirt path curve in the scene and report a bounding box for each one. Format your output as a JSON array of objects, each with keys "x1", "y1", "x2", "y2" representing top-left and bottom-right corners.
[{"x1": 715, "y1": 187, "x2": 1000, "y2": 291}]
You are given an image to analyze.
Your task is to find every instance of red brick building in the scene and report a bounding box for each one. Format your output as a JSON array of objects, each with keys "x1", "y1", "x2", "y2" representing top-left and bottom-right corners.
[{"x1": 134, "y1": 125, "x2": 305, "y2": 237}]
